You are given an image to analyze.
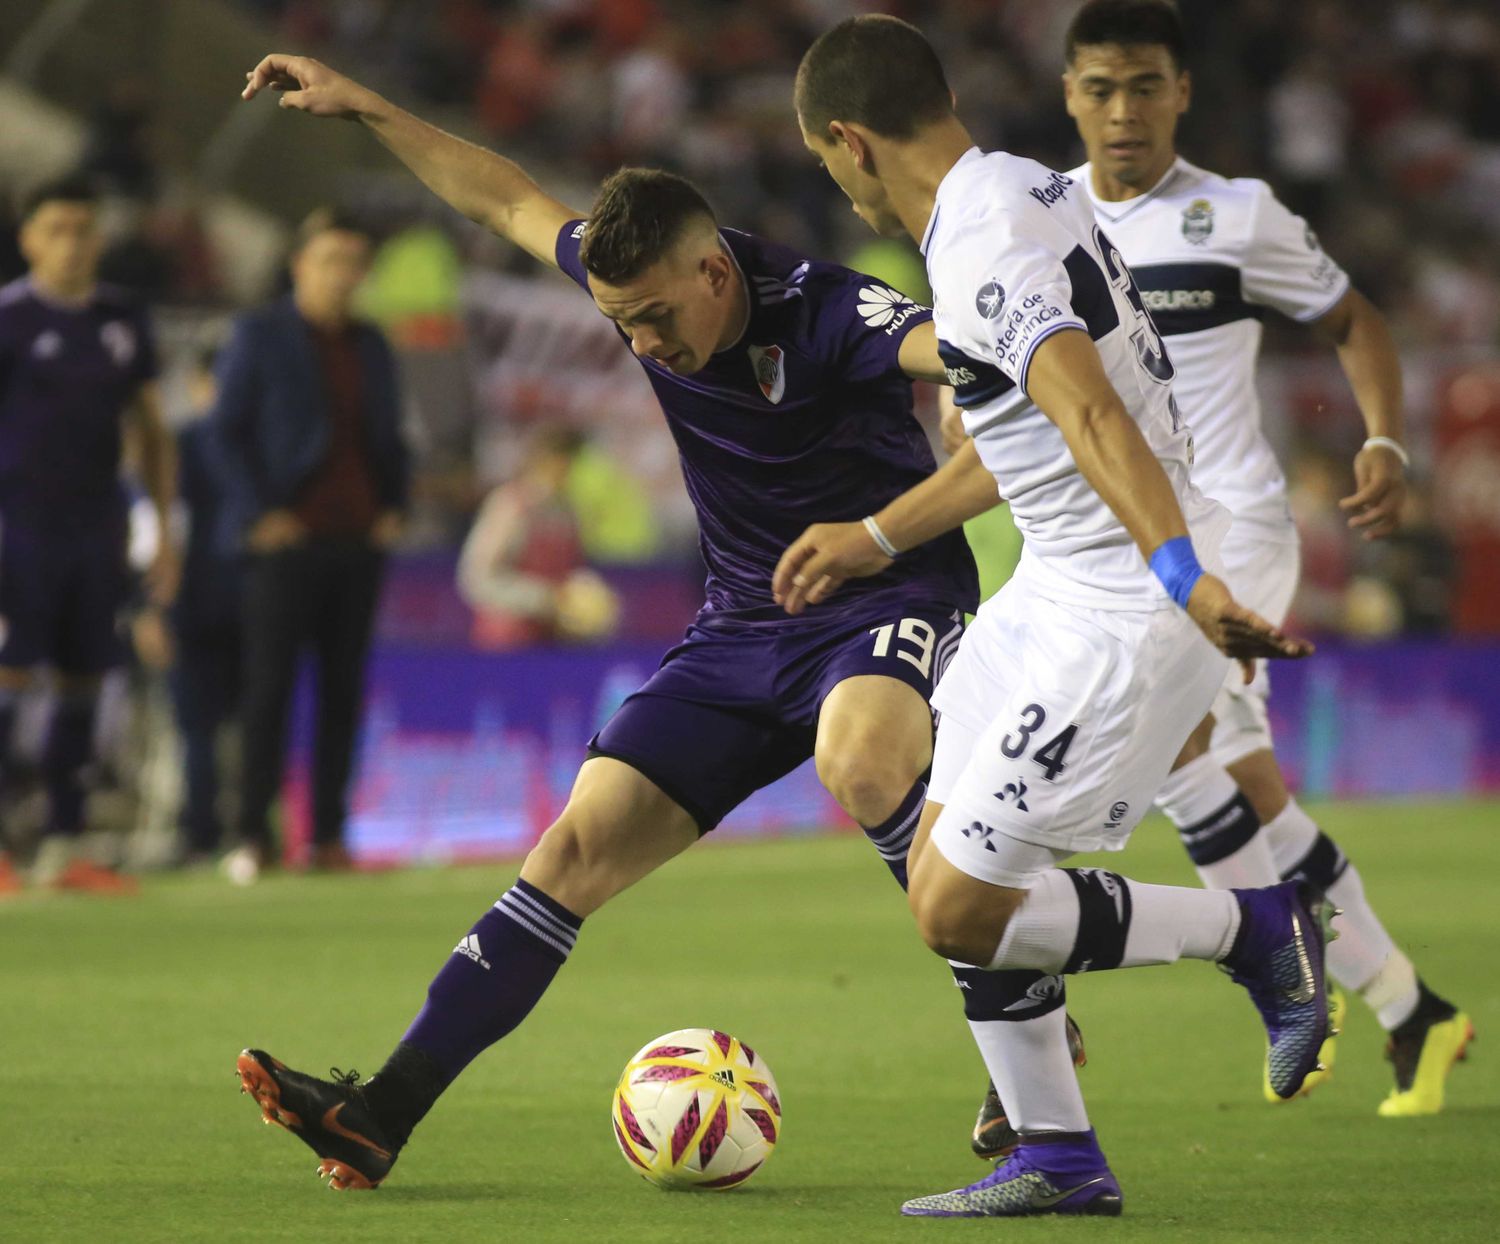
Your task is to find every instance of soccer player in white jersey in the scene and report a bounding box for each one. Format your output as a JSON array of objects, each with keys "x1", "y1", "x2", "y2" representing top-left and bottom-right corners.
[
  {"x1": 785, "y1": 14, "x2": 1331, "y2": 1217},
  {"x1": 1059, "y1": 0, "x2": 1470, "y2": 1116},
  {"x1": 948, "y1": 0, "x2": 1469, "y2": 1140}
]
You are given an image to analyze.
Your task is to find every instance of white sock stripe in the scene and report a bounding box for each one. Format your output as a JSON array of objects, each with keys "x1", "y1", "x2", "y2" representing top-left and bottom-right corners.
[
  {"x1": 506, "y1": 887, "x2": 580, "y2": 938},
  {"x1": 497, "y1": 891, "x2": 578, "y2": 950},
  {"x1": 494, "y1": 901, "x2": 575, "y2": 958},
  {"x1": 873, "y1": 828, "x2": 917, "y2": 856},
  {"x1": 869, "y1": 801, "x2": 922, "y2": 848},
  {"x1": 875, "y1": 824, "x2": 919, "y2": 861},
  {"x1": 503, "y1": 890, "x2": 579, "y2": 947}
]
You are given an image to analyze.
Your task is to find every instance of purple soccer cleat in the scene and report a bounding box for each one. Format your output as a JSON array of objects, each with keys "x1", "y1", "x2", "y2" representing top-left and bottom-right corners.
[
  {"x1": 901, "y1": 1131, "x2": 1122, "y2": 1218},
  {"x1": 1224, "y1": 881, "x2": 1338, "y2": 1100}
]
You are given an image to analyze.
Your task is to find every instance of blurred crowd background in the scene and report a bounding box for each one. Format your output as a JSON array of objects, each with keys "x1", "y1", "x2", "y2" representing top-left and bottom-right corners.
[
  {"x1": 2, "y1": 0, "x2": 1498, "y2": 875},
  {"x1": 6, "y1": 0, "x2": 1499, "y2": 634}
]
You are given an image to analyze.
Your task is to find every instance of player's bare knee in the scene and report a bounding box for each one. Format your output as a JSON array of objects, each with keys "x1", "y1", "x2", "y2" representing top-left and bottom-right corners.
[
  {"x1": 908, "y1": 884, "x2": 1008, "y2": 966},
  {"x1": 815, "y1": 744, "x2": 919, "y2": 826},
  {"x1": 916, "y1": 911, "x2": 1002, "y2": 968}
]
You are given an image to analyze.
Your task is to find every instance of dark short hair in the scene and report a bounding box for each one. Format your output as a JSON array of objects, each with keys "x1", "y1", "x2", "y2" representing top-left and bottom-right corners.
[
  {"x1": 293, "y1": 205, "x2": 373, "y2": 253},
  {"x1": 1065, "y1": 0, "x2": 1186, "y2": 70},
  {"x1": 795, "y1": 15, "x2": 952, "y2": 142},
  {"x1": 20, "y1": 174, "x2": 99, "y2": 222},
  {"x1": 577, "y1": 168, "x2": 717, "y2": 285}
]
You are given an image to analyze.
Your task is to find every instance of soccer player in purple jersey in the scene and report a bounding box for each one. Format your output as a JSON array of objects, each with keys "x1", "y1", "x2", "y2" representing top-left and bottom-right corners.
[
  {"x1": 229, "y1": 54, "x2": 979, "y2": 1190},
  {"x1": 0, "y1": 177, "x2": 178, "y2": 897}
]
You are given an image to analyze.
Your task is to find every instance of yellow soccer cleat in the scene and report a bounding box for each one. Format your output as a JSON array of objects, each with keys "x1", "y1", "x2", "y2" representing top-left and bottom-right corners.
[
  {"x1": 1264, "y1": 986, "x2": 1346, "y2": 1103},
  {"x1": 1377, "y1": 1008, "x2": 1475, "y2": 1118}
]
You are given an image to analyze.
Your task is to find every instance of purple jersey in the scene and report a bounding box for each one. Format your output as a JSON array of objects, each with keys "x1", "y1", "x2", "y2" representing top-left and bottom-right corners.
[
  {"x1": 0, "y1": 278, "x2": 157, "y2": 535},
  {"x1": 556, "y1": 222, "x2": 977, "y2": 626}
]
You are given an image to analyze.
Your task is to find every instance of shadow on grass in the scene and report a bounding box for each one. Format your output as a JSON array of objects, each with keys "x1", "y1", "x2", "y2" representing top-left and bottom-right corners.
[
  {"x1": 378, "y1": 1184, "x2": 510, "y2": 1203},
  {"x1": 379, "y1": 1182, "x2": 918, "y2": 1205}
]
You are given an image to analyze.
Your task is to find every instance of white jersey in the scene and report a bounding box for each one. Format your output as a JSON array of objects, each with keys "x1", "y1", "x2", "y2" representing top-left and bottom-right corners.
[
  {"x1": 924, "y1": 147, "x2": 1226, "y2": 611},
  {"x1": 1071, "y1": 157, "x2": 1350, "y2": 536}
]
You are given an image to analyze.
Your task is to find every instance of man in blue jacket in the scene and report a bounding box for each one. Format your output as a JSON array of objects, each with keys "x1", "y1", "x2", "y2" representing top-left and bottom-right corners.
[{"x1": 214, "y1": 208, "x2": 408, "y2": 880}]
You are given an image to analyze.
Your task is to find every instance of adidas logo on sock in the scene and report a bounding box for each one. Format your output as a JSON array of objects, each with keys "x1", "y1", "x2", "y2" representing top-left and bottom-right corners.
[{"x1": 453, "y1": 933, "x2": 492, "y2": 970}]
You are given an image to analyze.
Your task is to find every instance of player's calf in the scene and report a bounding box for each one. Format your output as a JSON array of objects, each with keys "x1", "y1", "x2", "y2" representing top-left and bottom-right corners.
[
  {"x1": 815, "y1": 676, "x2": 935, "y2": 888},
  {"x1": 520, "y1": 756, "x2": 700, "y2": 915}
]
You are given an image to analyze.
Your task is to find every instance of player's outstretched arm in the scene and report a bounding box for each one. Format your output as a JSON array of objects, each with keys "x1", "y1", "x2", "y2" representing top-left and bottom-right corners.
[
  {"x1": 242, "y1": 54, "x2": 578, "y2": 267},
  {"x1": 773, "y1": 439, "x2": 1000, "y2": 615},
  {"x1": 1311, "y1": 288, "x2": 1408, "y2": 540},
  {"x1": 1025, "y1": 327, "x2": 1313, "y2": 669}
]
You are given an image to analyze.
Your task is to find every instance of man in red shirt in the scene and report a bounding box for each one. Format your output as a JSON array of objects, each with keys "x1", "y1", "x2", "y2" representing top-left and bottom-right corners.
[{"x1": 214, "y1": 208, "x2": 409, "y2": 880}]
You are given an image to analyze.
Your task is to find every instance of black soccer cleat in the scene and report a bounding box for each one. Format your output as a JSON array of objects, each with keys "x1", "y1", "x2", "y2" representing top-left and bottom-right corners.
[
  {"x1": 237, "y1": 1048, "x2": 401, "y2": 1190},
  {"x1": 971, "y1": 1015, "x2": 1087, "y2": 1161}
]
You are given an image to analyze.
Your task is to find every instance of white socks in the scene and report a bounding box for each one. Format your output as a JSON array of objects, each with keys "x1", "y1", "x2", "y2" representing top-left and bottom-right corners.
[
  {"x1": 1158, "y1": 753, "x2": 1278, "y2": 888},
  {"x1": 1121, "y1": 880, "x2": 1241, "y2": 965},
  {"x1": 969, "y1": 1009, "x2": 1090, "y2": 1134},
  {"x1": 986, "y1": 868, "x2": 1241, "y2": 972},
  {"x1": 1262, "y1": 799, "x2": 1420, "y2": 1029}
]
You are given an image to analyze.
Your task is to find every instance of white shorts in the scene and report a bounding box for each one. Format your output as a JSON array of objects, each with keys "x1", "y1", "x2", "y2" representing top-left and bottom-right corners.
[
  {"x1": 929, "y1": 572, "x2": 1229, "y2": 887},
  {"x1": 1208, "y1": 522, "x2": 1301, "y2": 767}
]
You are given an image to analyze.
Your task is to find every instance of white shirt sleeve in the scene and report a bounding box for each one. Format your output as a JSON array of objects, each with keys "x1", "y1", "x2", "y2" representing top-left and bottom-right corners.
[
  {"x1": 1240, "y1": 183, "x2": 1350, "y2": 322},
  {"x1": 958, "y1": 218, "x2": 1089, "y2": 396}
]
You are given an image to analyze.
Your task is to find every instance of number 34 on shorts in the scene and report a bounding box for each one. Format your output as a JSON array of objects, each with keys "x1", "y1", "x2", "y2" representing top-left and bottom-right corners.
[
  {"x1": 999, "y1": 703, "x2": 1078, "y2": 781},
  {"x1": 951, "y1": 687, "x2": 1136, "y2": 842}
]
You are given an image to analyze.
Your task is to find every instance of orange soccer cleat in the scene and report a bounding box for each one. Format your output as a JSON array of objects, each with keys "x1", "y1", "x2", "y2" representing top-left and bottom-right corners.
[
  {"x1": 51, "y1": 858, "x2": 140, "y2": 896},
  {"x1": 0, "y1": 852, "x2": 22, "y2": 897}
]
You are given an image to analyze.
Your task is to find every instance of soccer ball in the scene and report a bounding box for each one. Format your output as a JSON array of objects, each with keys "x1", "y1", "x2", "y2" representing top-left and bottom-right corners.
[{"x1": 611, "y1": 1028, "x2": 782, "y2": 1190}]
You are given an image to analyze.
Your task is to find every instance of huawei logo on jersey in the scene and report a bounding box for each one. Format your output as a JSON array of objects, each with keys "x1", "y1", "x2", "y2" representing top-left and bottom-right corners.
[
  {"x1": 856, "y1": 284, "x2": 924, "y2": 336},
  {"x1": 748, "y1": 344, "x2": 786, "y2": 404}
]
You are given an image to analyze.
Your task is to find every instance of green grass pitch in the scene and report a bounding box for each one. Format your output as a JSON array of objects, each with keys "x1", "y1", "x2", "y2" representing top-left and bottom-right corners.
[{"x1": 2, "y1": 801, "x2": 1495, "y2": 1242}]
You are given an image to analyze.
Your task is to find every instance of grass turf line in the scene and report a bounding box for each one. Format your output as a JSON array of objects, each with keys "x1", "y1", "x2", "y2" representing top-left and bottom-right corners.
[{"x1": 1, "y1": 801, "x2": 1496, "y2": 1242}]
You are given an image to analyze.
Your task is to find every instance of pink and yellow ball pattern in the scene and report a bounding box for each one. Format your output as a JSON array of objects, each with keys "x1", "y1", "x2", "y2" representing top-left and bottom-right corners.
[{"x1": 611, "y1": 1028, "x2": 782, "y2": 1190}]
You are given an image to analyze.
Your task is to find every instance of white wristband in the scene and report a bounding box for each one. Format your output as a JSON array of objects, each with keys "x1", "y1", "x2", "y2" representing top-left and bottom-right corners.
[
  {"x1": 1362, "y1": 436, "x2": 1410, "y2": 469},
  {"x1": 862, "y1": 515, "x2": 900, "y2": 558}
]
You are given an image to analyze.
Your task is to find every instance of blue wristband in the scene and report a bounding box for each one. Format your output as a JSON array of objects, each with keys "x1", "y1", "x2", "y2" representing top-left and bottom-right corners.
[{"x1": 1149, "y1": 536, "x2": 1204, "y2": 608}]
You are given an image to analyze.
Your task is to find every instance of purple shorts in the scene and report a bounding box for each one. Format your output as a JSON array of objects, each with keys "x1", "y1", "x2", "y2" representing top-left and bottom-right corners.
[
  {"x1": 0, "y1": 521, "x2": 127, "y2": 675},
  {"x1": 590, "y1": 602, "x2": 964, "y2": 831}
]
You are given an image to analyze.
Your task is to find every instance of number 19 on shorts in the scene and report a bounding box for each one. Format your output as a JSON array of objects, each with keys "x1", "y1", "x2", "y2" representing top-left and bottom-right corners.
[{"x1": 870, "y1": 618, "x2": 937, "y2": 679}]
